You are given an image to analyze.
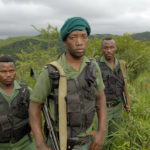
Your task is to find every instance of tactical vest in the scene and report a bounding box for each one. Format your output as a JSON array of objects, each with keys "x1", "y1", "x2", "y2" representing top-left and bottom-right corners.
[
  {"x1": 0, "y1": 84, "x2": 31, "y2": 143},
  {"x1": 96, "y1": 57, "x2": 124, "y2": 101},
  {"x1": 47, "y1": 62, "x2": 98, "y2": 138}
]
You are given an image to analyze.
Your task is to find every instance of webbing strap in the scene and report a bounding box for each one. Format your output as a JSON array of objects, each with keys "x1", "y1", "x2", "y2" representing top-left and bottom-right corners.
[
  {"x1": 119, "y1": 60, "x2": 131, "y2": 108},
  {"x1": 50, "y1": 61, "x2": 67, "y2": 150}
]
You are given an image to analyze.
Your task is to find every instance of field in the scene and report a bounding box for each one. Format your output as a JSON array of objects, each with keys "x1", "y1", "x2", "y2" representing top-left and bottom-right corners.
[{"x1": 0, "y1": 25, "x2": 150, "y2": 149}]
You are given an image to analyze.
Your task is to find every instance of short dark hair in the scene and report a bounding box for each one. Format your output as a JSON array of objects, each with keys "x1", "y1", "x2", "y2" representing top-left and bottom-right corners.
[
  {"x1": 102, "y1": 37, "x2": 116, "y2": 47},
  {"x1": 102, "y1": 37, "x2": 113, "y2": 41},
  {"x1": 0, "y1": 56, "x2": 15, "y2": 63}
]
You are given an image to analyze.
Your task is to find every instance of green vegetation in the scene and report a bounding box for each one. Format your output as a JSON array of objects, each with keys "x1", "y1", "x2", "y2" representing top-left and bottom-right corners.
[
  {"x1": 86, "y1": 34, "x2": 150, "y2": 150},
  {"x1": 1, "y1": 31, "x2": 150, "y2": 59},
  {"x1": 111, "y1": 72, "x2": 150, "y2": 150},
  {"x1": 0, "y1": 25, "x2": 150, "y2": 149}
]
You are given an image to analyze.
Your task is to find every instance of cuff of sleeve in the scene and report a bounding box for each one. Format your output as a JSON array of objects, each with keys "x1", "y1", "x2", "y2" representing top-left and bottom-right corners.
[
  {"x1": 97, "y1": 85, "x2": 105, "y2": 94},
  {"x1": 30, "y1": 96, "x2": 43, "y2": 104}
]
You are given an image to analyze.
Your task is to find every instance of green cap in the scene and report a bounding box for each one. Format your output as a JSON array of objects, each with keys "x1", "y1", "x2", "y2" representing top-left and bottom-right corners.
[{"x1": 60, "y1": 16, "x2": 91, "y2": 41}]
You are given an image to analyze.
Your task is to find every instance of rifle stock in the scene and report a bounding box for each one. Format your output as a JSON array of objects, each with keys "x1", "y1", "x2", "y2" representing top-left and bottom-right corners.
[
  {"x1": 122, "y1": 92, "x2": 130, "y2": 120},
  {"x1": 30, "y1": 67, "x2": 60, "y2": 150}
]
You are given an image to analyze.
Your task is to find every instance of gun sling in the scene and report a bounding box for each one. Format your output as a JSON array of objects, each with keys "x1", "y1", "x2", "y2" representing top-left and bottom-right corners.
[{"x1": 50, "y1": 61, "x2": 67, "y2": 150}]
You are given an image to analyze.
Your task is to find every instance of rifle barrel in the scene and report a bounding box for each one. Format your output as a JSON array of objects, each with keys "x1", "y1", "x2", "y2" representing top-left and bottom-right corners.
[{"x1": 30, "y1": 67, "x2": 60, "y2": 150}]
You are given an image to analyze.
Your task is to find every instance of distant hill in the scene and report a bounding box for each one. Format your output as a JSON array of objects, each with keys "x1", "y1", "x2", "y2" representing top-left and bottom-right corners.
[
  {"x1": 0, "y1": 35, "x2": 65, "y2": 58},
  {"x1": 0, "y1": 36, "x2": 48, "y2": 58},
  {"x1": 0, "y1": 31, "x2": 149, "y2": 58},
  {"x1": 90, "y1": 32, "x2": 150, "y2": 41},
  {"x1": 89, "y1": 34, "x2": 114, "y2": 39},
  {"x1": 132, "y1": 31, "x2": 150, "y2": 40}
]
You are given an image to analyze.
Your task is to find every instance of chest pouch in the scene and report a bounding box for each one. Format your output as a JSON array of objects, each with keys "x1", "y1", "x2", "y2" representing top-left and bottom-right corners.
[{"x1": 0, "y1": 115, "x2": 12, "y2": 141}]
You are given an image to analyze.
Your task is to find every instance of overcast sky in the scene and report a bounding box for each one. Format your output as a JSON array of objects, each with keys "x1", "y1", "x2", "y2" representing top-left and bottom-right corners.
[{"x1": 0, "y1": 0, "x2": 150, "y2": 39}]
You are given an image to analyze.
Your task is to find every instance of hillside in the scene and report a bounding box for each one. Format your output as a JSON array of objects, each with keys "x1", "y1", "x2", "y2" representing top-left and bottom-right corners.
[
  {"x1": 132, "y1": 31, "x2": 150, "y2": 40},
  {"x1": 0, "y1": 31, "x2": 150, "y2": 58},
  {"x1": 0, "y1": 37, "x2": 48, "y2": 58},
  {"x1": 0, "y1": 35, "x2": 65, "y2": 58},
  {"x1": 92, "y1": 31, "x2": 150, "y2": 40}
]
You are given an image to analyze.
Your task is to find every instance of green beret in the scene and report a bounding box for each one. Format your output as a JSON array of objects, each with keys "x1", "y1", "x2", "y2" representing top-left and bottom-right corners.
[{"x1": 60, "y1": 17, "x2": 91, "y2": 41}]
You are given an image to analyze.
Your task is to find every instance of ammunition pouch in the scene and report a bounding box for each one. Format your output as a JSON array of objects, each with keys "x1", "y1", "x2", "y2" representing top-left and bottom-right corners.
[
  {"x1": 47, "y1": 64, "x2": 60, "y2": 126},
  {"x1": 0, "y1": 83, "x2": 31, "y2": 143},
  {"x1": 13, "y1": 84, "x2": 29, "y2": 119},
  {"x1": 66, "y1": 93, "x2": 81, "y2": 126},
  {"x1": 0, "y1": 115, "x2": 12, "y2": 141},
  {"x1": 0, "y1": 83, "x2": 30, "y2": 120},
  {"x1": 66, "y1": 63, "x2": 97, "y2": 137},
  {"x1": 96, "y1": 58, "x2": 124, "y2": 101},
  {"x1": 0, "y1": 115, "x2": 30, "y2": 143},
  {"x1": 47, "y1": 62, "x2": 97, "y2": 138}
]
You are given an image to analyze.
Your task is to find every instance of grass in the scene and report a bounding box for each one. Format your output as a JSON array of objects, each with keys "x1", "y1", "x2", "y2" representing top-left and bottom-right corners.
[{"x1": 111, "y1": 72, "x2": 150, "y2": 150}]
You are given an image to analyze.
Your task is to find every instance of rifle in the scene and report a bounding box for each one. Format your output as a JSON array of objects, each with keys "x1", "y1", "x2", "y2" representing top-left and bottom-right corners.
[
  {"x1": 30, "y1": 67, "x2": 60, "y2": 150},
  {"x1": 122, "y1": 92, "x2": 130, "y2": 120},
  {"x1": 90, "y1": 48, "x2": 95, "y2": 63}
]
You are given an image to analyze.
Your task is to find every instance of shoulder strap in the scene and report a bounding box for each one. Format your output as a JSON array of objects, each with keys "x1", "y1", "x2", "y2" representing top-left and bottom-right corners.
[
  {"x1": 19, "y1": 83, "x2": 30, "y2": 103},
  {"x1": 95, "y1": 57, "x2": 101, "y2": 62},
  {"x1": 49, "y1": 61, "x2": 67, "y2": 150},
  {"x1": 119, "y1": 60, "x2": 131, "y2": 108}
]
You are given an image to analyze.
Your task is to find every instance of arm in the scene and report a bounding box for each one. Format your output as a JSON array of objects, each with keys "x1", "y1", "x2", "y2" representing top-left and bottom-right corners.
[
  {"x1": 88, "y1": 90, "x2": 107, "y2": 150},
  {"x1": 29, "y1": 67, "x2": 53, "y2": 149},
  {"x1": 96, "y1": 91, "x2": 107, "y2": 145},
  {"x1": 29, "y1": 101, "x2": 52, "y2": 150}
]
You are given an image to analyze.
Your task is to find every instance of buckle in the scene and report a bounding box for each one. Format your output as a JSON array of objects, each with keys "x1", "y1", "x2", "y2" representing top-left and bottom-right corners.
[{"x1": 67, "y1": 136, "x2": 89, "y2": 149}]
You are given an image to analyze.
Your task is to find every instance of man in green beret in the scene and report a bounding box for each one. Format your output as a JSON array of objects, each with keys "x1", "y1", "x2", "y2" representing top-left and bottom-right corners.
[{"x1": 29, "y1": 16, "x2": 106, "y2": 150}]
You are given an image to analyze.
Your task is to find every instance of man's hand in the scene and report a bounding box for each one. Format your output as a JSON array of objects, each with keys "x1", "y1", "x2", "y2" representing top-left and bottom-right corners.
[
  {"x1": 37, "y1": 142, "x2": 53, "y2": 150},
  {"x1": 88, "y1": 91, "x2": 106, "y2": 150},
  {"x1": 88, "y1": 130, "x2": 105, "y2": 150}
]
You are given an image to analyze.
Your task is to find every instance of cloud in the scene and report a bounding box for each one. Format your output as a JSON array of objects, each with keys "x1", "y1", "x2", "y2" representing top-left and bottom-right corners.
[{"x1": 0, "y1": 0, "x2": 150, "y2": 39}]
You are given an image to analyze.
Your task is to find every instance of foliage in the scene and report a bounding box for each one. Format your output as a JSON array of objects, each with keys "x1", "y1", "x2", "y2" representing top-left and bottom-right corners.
[
  {"x1": 15, "y1": 25, "x2": 61, "y2": 87},
  {"x1": 0, "y1": 25, "x2": 63, "y2": 59},
  {"x1": 86, "y1": 33, "x2": 150, "y2": 81},
  {"x1": 111, "y1": 72, "x2": 150, "y2": 150},
  {"x1": 86, "y1": 35, "x2": 102, "y2": 57},
  {"x1": 113, "y1": 34, "x2": 150, "y2": 81},
  {"x1": 0, "y1": 39, "x2": 48, "y2": 59},
  {"x1": 1, "y1": 24, "x2": 150, "y2": 149}
]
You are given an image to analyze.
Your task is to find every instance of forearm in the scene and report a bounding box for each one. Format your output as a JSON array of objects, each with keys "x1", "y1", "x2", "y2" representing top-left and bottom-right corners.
[
  {"x1": 96, "y1": 91, "x2": 107, "y2": 133},
  {"x1": 29, "y1": 101, "x2": 46, "y2": 148},
  {"x1": 88, "y1": 91, "x2": 107, "y2": 150}
]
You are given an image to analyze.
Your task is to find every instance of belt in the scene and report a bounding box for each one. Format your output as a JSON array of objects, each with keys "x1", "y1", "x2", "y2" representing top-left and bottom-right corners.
[
  {"x1": 106, "y1": 101, "x2": 120, "y2": 107},
  {"x1": 67, "y1": 136, "x2": 89, "y2": 150}
]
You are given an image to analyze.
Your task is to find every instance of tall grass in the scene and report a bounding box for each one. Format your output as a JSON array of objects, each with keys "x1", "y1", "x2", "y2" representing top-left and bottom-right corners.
[{"x1": 111, "y1": 72, "x2": 150, "y2": 150}]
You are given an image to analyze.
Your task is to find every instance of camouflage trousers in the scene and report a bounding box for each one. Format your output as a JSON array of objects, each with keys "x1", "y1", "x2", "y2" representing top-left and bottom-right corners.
[
  {"x1": 104, "y1": 102, "x2": 123, "y2": 150},
  {"x1": 0, "y1": 135, "x2": 37, "y2": 150}
]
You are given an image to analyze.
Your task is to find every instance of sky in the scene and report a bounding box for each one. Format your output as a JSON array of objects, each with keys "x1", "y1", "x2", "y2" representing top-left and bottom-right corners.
[{"x1": 0, "y1": 0, "x2": 150, "y2": 39}]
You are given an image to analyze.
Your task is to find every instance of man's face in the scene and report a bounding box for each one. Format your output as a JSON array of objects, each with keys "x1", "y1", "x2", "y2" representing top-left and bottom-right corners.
[
  {"x1": 0, "y1": 62, "x2": 16, "y2": 86},
  {"x1": 64, "y1": 29, "x2": 88, "y2": 58},
  {"x1": 102, "y1": 39, "x2": 117, "y2": 61}
]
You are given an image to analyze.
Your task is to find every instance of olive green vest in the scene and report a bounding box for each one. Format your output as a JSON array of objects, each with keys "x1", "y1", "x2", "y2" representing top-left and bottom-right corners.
[
  {"x1": 47, "y1": 62, "x2": 98, "y2": 138},
  {"x1": 0, "y1": 84, "x2": 30, "y2": 142},
  {"x1": 96, "y1": 58, "x2": 124, "y2": 101}
]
